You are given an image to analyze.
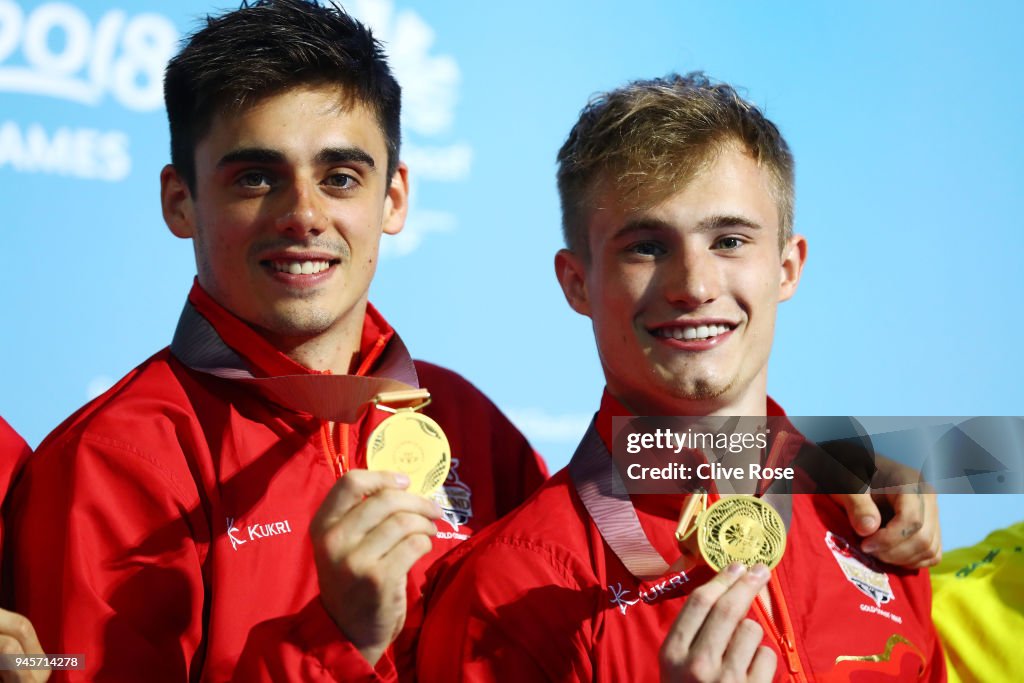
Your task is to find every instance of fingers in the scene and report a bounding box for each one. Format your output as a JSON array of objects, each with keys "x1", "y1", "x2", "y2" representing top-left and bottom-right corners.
[
  {"x1": 662, "y1": 563, "x2": 748, "y2": 659},
  {"x1": 825, "y1": 449, "x2": 944, "y2": 569},
  {"x1": 688, "y1": 565, "x2": 770, "y2": 661},
  {"x1": 0, "y1": 610, "x2": 42, "y2": 656},
  {"x1": 830, "y1": 492, "x2": 881, "y2": 536},
  {"x1": 860, "y1": 489, "x2": 942, "y2": 568},
  {"x1": 660, "y1": 564, "x2": 775, "y2": 682},
  {"x1": 380, "y1": 532, "x2": 436, "y2": 579},
  {"x1": 0, "y1": 613, "x2": 49, "y2": 683},
  {"x1": 748, "y1": 646, "x2": 777, "y2": 683},
  {"x1": 721, "y1": 619, "x2": 764, "y2": 674},
  {"x1": 310, "y1": 469, "x2": 415, "y2": 537},
  {"x1": 340, "y1": 485, "x2": 441, "y2": 533},
  {"x1": 314, "y1": 484, "x2": 441, "y2": 567},
  {"x1": 351, "y1": 510, "x2": 438, "y2": 565}
]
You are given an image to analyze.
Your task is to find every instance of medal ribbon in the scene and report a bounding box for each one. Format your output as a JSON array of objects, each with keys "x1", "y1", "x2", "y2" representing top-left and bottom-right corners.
[
  {"x1": 169, "y1": 301, "x2": 420, "y2": 421},
  {"x1": 570, "y1": 419, "x2": 793, "y2": 581},
  {"x1": 570, "y1": 419, "x2": 672, "y2": 580}
]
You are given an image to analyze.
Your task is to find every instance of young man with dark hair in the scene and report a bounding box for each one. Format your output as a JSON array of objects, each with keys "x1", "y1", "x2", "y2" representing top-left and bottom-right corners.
[
  {"x1": 5, "y1": 2, "x2": 546, "y2": 680},
  {"x1": 417, "y1": 73, "x2": 944, "y2": 681}
]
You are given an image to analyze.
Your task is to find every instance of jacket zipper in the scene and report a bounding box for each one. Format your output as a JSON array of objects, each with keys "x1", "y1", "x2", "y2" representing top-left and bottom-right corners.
[
  {"x1": 321, "y1": 422, "x2": 348, "y2": 480},
  {"x1": 754, "y1": 573, "x2": 807, "y2": 682},
  {"x1": 702, "y1": 486, "x2": 803, "y2": 679},
  {"x1": 313, "y1": 332, "x2": 388, "y2": 481},
  {"x1": 752, "y1": 430, "x2": 805, "y2": 679}
]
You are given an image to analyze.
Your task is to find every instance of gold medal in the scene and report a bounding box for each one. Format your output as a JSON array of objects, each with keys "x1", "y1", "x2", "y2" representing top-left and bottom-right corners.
[
  {"x1": 366, "y1": 390, "x2": 451, "y2": 497},
  {"x1": 676, "y1": 494, "x2": 786, "y2": 571}
]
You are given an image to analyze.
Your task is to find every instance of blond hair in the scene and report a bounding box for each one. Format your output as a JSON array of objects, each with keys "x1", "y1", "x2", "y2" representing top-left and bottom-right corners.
[{"x1": 557, "y1": 72, "x2": 794, "y2": 257}]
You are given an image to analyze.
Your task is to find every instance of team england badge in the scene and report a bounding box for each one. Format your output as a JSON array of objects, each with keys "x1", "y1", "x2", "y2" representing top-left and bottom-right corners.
[
  {"x1": 433, "y1": 458, "x2": 474, "y2": 532},
  {"x1": 825, "y1": 531, "x2": 895, "y2": 606}
]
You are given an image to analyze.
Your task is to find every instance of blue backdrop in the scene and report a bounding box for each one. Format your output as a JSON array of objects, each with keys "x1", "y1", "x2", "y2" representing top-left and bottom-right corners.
[{"x1": 2, "y1": 0, "x2": 1021, "y2": 549}]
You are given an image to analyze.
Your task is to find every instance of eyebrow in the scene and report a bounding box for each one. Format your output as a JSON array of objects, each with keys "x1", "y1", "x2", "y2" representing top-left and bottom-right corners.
[
  {"x1": 315, "y1": 147, "x2": 377, "y2": 170},
  {"x1": 614, "y1": 214, "x2": 764, "y2": 239},
  {"x1": 695, "y1": 214, "x2": 764, "y2": 232},
  {"x1": 216, "y1": 146, "x2": 377, "y2": 171}
]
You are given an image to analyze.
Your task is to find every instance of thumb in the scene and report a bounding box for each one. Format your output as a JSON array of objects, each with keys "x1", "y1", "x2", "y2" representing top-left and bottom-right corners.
[{"x1": 830, "y1": 492, "x2": 881, "y2": 536}]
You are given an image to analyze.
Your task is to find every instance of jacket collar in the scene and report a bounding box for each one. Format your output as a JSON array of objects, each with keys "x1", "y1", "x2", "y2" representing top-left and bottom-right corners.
[{"x1": 186, "y1": 279, "x2": 394, "y2": 379}]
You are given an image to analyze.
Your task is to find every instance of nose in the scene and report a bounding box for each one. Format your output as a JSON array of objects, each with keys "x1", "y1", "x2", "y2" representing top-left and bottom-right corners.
[
  {"x1": 664, "y1": 246, "x2": 720, "y2": 308},
  {"x1": 274, "y1": 181, "x2": 327, "y2": 237}
]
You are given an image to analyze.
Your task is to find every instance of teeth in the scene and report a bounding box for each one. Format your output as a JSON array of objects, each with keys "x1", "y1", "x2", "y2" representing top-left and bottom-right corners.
[
  {"x1": 271, "y1": 260, "x2": 332, "y2": 275},
  {"x1": 658, "y1": 324, "x2": 732, "y2": 340}
]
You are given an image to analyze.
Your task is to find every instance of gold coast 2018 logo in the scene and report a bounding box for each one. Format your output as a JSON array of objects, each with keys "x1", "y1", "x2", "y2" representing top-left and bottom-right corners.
[
  {"x1": 0, "y1": 1, "x2": 179, "y2": 181},
  {"x1": 0, "y1": 2, "x2": 178, "y2": 110}
]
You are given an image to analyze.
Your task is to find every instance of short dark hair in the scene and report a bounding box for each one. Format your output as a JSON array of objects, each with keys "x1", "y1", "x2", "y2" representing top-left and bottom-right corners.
[
  {"x1": 164, "y1": 0, "x2": 401, "y2": 192},
  {"x1": 557, "y1": 72, "x2": 794, "y2": 258}
]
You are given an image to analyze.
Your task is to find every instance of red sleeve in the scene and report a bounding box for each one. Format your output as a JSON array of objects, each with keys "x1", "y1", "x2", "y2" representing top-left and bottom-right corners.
[
  {"x1": 7, "y1": 432, "x2": 206, "y2": 681},
  {"x1": 233, "y1": 599, "x2": 398, "y2": 682},
  {"x1": 0, "y1": 416, "x2": 32, "y2": 560},
  {"x1": 417, "y1": 536, "x2": 594, "y2": 682},
  {"x1": 8, "y1": 430, "x2": 403, "y2": 682},
  {"x1": 0, "y1": 417, "x2": 31, "y2": 489}
]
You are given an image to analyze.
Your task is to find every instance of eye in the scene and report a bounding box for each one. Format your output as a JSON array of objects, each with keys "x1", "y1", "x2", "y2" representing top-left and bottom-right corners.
[
  {"x1": 626, "y1": 241, "x2": 667, "y2": 258},
  {"x1": 236, "y1": 171, "x2": 272, "y2": 188},
  {"x1": 713, "y1": 236, "x2": 745, "y2": 250},
  {"x1": 324, "y1": 172, "x2": 357, "y2": 189}
]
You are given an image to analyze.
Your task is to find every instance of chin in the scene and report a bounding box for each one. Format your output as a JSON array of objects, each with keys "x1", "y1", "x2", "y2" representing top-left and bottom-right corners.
[
  {"x1": 685, "y1": 381, "x2": 730, "y2": 401},
  {"x1": 263, "y1": 310, "x2": 335, "y2": 338},
  {"x1": 662, "y1": 375, "x2": 733, "y2": 405}
]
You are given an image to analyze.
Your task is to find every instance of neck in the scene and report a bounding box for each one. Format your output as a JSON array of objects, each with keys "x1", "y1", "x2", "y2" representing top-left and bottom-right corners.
[
  {"x1": 260, "y1": 312, "x2": 365, "y2": 375},
  {"x1": 277, "y1": 335, "x2": 360, "y2": 375},
  {"x1": 611, "y1": 375, "x2": 769, "y2": 418}
]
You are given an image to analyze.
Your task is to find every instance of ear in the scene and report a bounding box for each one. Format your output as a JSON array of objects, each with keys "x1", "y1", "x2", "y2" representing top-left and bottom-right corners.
[
  {"x1": 554, "y1": 248, "x2": 592, "y2": 317},
  {"x1": 778, "y1": 233, "x2": 808, "y2": 302},
  {"x1": 161, "y1": 164, "x2": 196, "y2": 239},
  {"x1": 381, "y1": 161, "x2": 409, "y2": 236}
]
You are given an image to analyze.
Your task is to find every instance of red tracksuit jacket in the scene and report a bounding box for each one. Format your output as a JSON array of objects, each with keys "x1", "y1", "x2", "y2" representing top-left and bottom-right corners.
[
  {"x1": 6, "y1": 284, "x2": 548, "y2": 681},
  {"x1": 0, "y1": 416, "x2": 31, "y2": 563},
  {"x1": 418, "y1": 392, "x2": 945, "y2": 682}
]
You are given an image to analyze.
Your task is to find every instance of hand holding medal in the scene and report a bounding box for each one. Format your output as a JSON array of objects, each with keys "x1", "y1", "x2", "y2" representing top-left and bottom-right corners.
[{"x1": 310, "y1": 389, "x2": 450, "y2": 664}]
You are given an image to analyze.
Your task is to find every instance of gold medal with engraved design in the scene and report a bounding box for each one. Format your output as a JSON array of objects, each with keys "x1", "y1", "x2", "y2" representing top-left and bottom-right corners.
[
  {"x1": 366, "y1": 389, "x2": 451, "y2": 497},
  {"x1": 696, "y1": 496, "x2": 786, "y2": 570},
  {"x1": 676, "y1": 493, "x2": 786, "y2": 571}
]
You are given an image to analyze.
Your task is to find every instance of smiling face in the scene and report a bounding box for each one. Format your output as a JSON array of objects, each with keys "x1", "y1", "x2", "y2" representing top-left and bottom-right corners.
[
  {"x1": 161, "y1": 84, "x2": 407, "y2": 371},
  {"x1": 555, "y1": 145, "x2": 806, "y2": 416}
]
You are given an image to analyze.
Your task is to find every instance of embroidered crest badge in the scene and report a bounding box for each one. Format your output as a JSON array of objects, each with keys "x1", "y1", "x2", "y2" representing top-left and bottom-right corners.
[
  {"x1": 433, "y1": 458, "x2": 474, "y2": 532},
  {"x1": 825, "y1": 531, "x2": 895, "y2": 606}
]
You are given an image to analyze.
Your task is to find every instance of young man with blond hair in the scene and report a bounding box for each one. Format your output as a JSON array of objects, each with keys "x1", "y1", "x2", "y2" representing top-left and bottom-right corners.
[{"x1": 418, "y1": 73, "x2": 944, "y2": 682}]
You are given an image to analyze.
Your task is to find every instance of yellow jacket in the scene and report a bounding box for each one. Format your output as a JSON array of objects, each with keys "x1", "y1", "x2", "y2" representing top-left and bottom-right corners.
[{"x1": 931, "y1": 522, "x2": 1024, "y2": 682}]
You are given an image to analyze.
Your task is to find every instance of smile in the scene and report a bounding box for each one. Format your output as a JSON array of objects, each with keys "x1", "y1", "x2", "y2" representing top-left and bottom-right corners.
[
  {"x1": 652, "y1": 324, "x2": 735, "y2": 341},
  {"x1": 266, "y1": 259, "x2": 336, "y2": 275}
]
